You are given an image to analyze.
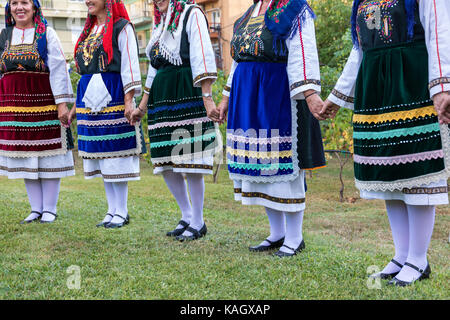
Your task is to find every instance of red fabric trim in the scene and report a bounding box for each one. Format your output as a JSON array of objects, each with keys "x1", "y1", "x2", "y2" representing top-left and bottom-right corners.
[
  {"x1": 124, "y1": 27, "x2": 134, "y2": 83},
  {"x1": 194, "y1": 12, "x2": 208, "y2": 74},
  {"x1": 433, "y1": 0, "x2": 444, "y2": 92},
  {"x1": 297, "y1": 16, "x2": 307, "y2": 81}
]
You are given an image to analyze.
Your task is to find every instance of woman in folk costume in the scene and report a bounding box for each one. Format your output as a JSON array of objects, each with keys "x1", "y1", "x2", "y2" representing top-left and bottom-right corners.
[
  {"x1": 132, "y1": 0, "x2": 219, "y2": 241},
  {"x1": 322, "y1": 0, "x2": 450, "y2": 286},
  {"x1": 217, "y1": 0, "x2": 326, "y2": 257},
  {"x1": 70, "y1": 0, "x2": 142, "y2": 229},
  {"x1": 0, "y1": 0, "x2": 75, "y2": 224}
]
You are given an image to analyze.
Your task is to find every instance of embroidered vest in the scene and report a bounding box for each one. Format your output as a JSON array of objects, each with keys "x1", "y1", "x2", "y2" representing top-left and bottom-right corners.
[
  {"x1": 75, "y1": 18, "x2": 129, "y2": 75},
  {"x1": 356, "y1": 0, "x2": 425, "y2": 51},
  {"x1": 231, "y1": 5, "x2": 288, "y2": 64},
  {"x1": 0, "y1": 26, "x2": 48, "y2": 73},
  {"x1": 149, "y1": 6, "x2": 198, "y2": 69}
]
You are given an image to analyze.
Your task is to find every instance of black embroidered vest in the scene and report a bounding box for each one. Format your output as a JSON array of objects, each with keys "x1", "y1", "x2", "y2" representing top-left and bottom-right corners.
[
  {"x1": 75, "y1": 18, "x2": 130, "y2": 75},
  {"x1": 149, "y1": 6, "x2": 200, "y2": 69},
  {"x1": 356, "y1": 0, "x2": 425, "y2": 51},
  {"x1": 230, "y1": 5, "x2": 288, "y2": 64},
  {"x1": 0, "y1": 26, "x2": 48, "y2": 73}
]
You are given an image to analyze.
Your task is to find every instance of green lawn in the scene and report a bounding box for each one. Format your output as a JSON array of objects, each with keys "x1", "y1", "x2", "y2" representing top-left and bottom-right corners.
[{"x1": 0, "y1": 157, "x2": 448, "y2": 300}]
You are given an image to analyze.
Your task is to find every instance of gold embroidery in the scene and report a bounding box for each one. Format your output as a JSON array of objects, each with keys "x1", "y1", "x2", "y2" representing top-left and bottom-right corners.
[
  {"x1": 353, "y1": 105, "x2": 437, "y2": 124},
  {"x1": 0, "y1": 105, "x2": 57, "y2": 113}
]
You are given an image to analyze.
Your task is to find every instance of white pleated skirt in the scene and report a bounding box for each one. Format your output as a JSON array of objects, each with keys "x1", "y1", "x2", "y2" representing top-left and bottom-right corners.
[
  {"x1": 360, "y1": 179, "x2": 449, "y2": 206},
  {"x1": 83, "y1": 156, "x2": 140, "y2": 182},
  {"x1": 233, "y1": 170, "x2": 306, "y2": 212},
  {"x1": 0, "y1": 151, "x2": 75, "y2": 180}
]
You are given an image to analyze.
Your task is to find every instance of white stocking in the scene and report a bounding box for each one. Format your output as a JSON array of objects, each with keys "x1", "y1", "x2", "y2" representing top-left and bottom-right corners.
[
  {"x1": 40, "y1": 178, "x2": 61, "y2": 222},
  {"x1": 258, "y1": 207, "x2": 285, "y2": 246},
  {"x1": 395, "y1": 205, "x2": 436, "y2": 282},
  {"x1": 279, "y1": 210, "x2": 304, "y2": 254},
  {"x1": 162, "y1": 170, "x2": 192, "y2": 229},
  {"x1": 382, "y1": 200, "x2": 409, "y2": 274},
  {"x1": 102, "y1": 181, "x2": 116, "y2": 223},
  {"x1": 109, "y1": 182, "x2": 128, "y2": 223},
  {"x1": 183, "y1": 173, "x2": 205, "y2": 236},
  {"x1": 24, "y1": 179, "x2": 43, "y2": 221}
]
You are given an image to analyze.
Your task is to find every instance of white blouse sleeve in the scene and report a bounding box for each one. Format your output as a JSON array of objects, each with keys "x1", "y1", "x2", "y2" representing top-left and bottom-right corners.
[
  {"x1": 118, "y1": 23, "x2": 142, "y2": 96},
  {"x1": 222, "y1": 60, "x2": 238, "y2": 97},
  {"x1": 327, "y1": 47, "x2": 363, "y2": 110},
  {"x1": 419, "y1": 0, "x2": 450, "y2": 98},
  {"x1": 286, "y1": 12, "x2": 321, "y2": 100},
  {"x1": 143, "y1": 64, "x2": 157, "y2": 95},
  {"x1": 186, "y1": 7, "x2": 218, "y2": 87},
  {"x1": 46, "y1": 27, "x2": 74, "y2": 104}
]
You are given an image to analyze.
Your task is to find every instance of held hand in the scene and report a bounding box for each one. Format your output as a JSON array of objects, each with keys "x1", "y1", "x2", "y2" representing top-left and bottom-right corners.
[
  {"x1": 57, "y1": 103, "x2": 70, "y2": 128},
  {"x1": 305, "y1": 93, "x2": 326, "y2": 121},
  {"x1": 130, "y1": 104, "x2": 146, "y2": 126},
  {"x1": 320, "y1": 99, "x2": 341, "y2": 119},
  {"x1": 204, "y1": 97, "x2": 220, "y2": 123},
  {"x1": 124, "y1": 100, "x2": 134, "y2": 125},
  {"x1": 432, "y1": 91, "x2": 450, "y2": 124},
  {"x1": 68, "y1": 106, "x2": 77, "y2": 125},
  {"x1": 218, "y1": 97, "x2": 229, "y2": 125}
]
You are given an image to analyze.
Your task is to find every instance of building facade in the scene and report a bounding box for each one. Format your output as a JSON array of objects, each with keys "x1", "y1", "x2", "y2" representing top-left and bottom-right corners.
[
  {"x1": 0, "y1": 0, "x2": 253, "y2": 73},
  {"x1": 197, "y1": 0, "x2": 253, "y2": 73},
  {"x1": 124, "y1": 0, "x2": 153, "y2": 73},
  {"x1": 0, "y1": 0, "x2": 87, "y2": 58}
]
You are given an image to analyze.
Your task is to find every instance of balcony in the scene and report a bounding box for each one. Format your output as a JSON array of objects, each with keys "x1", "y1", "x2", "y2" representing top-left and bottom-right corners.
[
  {"x1": 40, "y1": 0, "x2": 53, "y2": 8},
  {"x1": 130, "y1": 10, "x2": 153, "y2": 26},
  {"x1": 209, "y1": 23, "x2": 220, "y2": 39}
]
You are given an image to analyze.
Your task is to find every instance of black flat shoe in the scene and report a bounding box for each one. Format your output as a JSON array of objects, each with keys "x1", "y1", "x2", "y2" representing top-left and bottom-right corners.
[
  {"x1": 274, "y1": 240, "x2": 306, "y2": 258},
  {"x1": 369, "y1": 259, "x2": 403, "y2": 280},
  {"x1": 96, "y1": 213, "x2": 114, "y2": 228},
  {"x1": 249, "y1": 237, "x2": 285, "y2": 252},
  {"x1": 175, "y1": 224, "x2": 207, "y2": 242},
  {"x1": 166, "y1": 220, "x2": 189, "y2": 237},
  {"x1": 388, "y1": 262, "x2": 431, "y2": 287},
  {"x1": 20, "y1": 211, "x2": 42, "y2": 224},
  {"x1": 105, "y1": 214, "x2": 130, "y2": 229},
  {"x1": 39, "y1": 211, "x2": 57, "y2": 224}
]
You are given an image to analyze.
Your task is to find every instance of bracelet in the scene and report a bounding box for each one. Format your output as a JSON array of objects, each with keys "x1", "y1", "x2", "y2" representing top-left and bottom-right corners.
[
  {"x1": 138, "y1": 106, "x2": 146, "y2": 113},
  {"x1": 304, "y1": 92, "x2": 317, "y2": 100}
]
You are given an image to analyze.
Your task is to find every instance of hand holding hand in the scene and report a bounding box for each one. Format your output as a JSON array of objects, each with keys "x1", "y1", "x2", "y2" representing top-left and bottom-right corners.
[
  {"x1": 320, "y1": 99, "x2": 341, "y2": 119},
  {"x1": 130, "y1": 104, "x2": 146, "y2": 126},
  {"x1": 124, "y1": 100, "x2": 134, "y2": 125},
  {"x1": 218, "y1": 97, "x2": 229, "y2": 125},
  {"x1": 204, "y1": 97, "x2": 220, "y2": 122},
  {"x1": 305, "y1": 92, "x2": 326, "y2": 121},
  {"x1": 432, "y1": 91, "x2": 450, "y2": 124},
  {"x1": 57, "y1": 103, "x2": 70, "y2": 128}
]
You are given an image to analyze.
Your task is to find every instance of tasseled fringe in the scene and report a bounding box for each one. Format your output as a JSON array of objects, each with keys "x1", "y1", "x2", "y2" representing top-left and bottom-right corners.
[
  {"x1": 158, "y1": 42, "x2": 183, "y2": 66},
  {"x1": 351, "y1": 0, "x2": 418, "y2": 49}
]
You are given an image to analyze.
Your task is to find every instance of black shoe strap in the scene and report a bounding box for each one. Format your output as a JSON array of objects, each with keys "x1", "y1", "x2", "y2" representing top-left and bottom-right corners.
[
  {"x1": 404, "y1": 262, "x2": 425, "y2": 274},
  {"x1": 185, "y1": 226, "x2": 200, "y2": 237},
  {"x1": 42, "y1": 211, "x2": 57, "y2": 217},
  {"x1": 391, "y1": 259, "x2": 403, "y2": 269},
  {"x1": 113, "y1": 214, "x2": 127, "y2": 222},
  {"x1": 31, "y1": 211, "x2": 42, "y2": 217},
  {"x1": 178, "y1": 220, "x2": 189, "y2": 228},
  {"x1": 281, "y1": 244, "x2": 295, "y2": 252}
]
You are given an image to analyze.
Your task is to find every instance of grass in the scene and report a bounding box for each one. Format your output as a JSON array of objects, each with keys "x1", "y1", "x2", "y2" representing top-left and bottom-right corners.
[{"x1": 0, "y1": 157, "x2": 448, "y2": 300}]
